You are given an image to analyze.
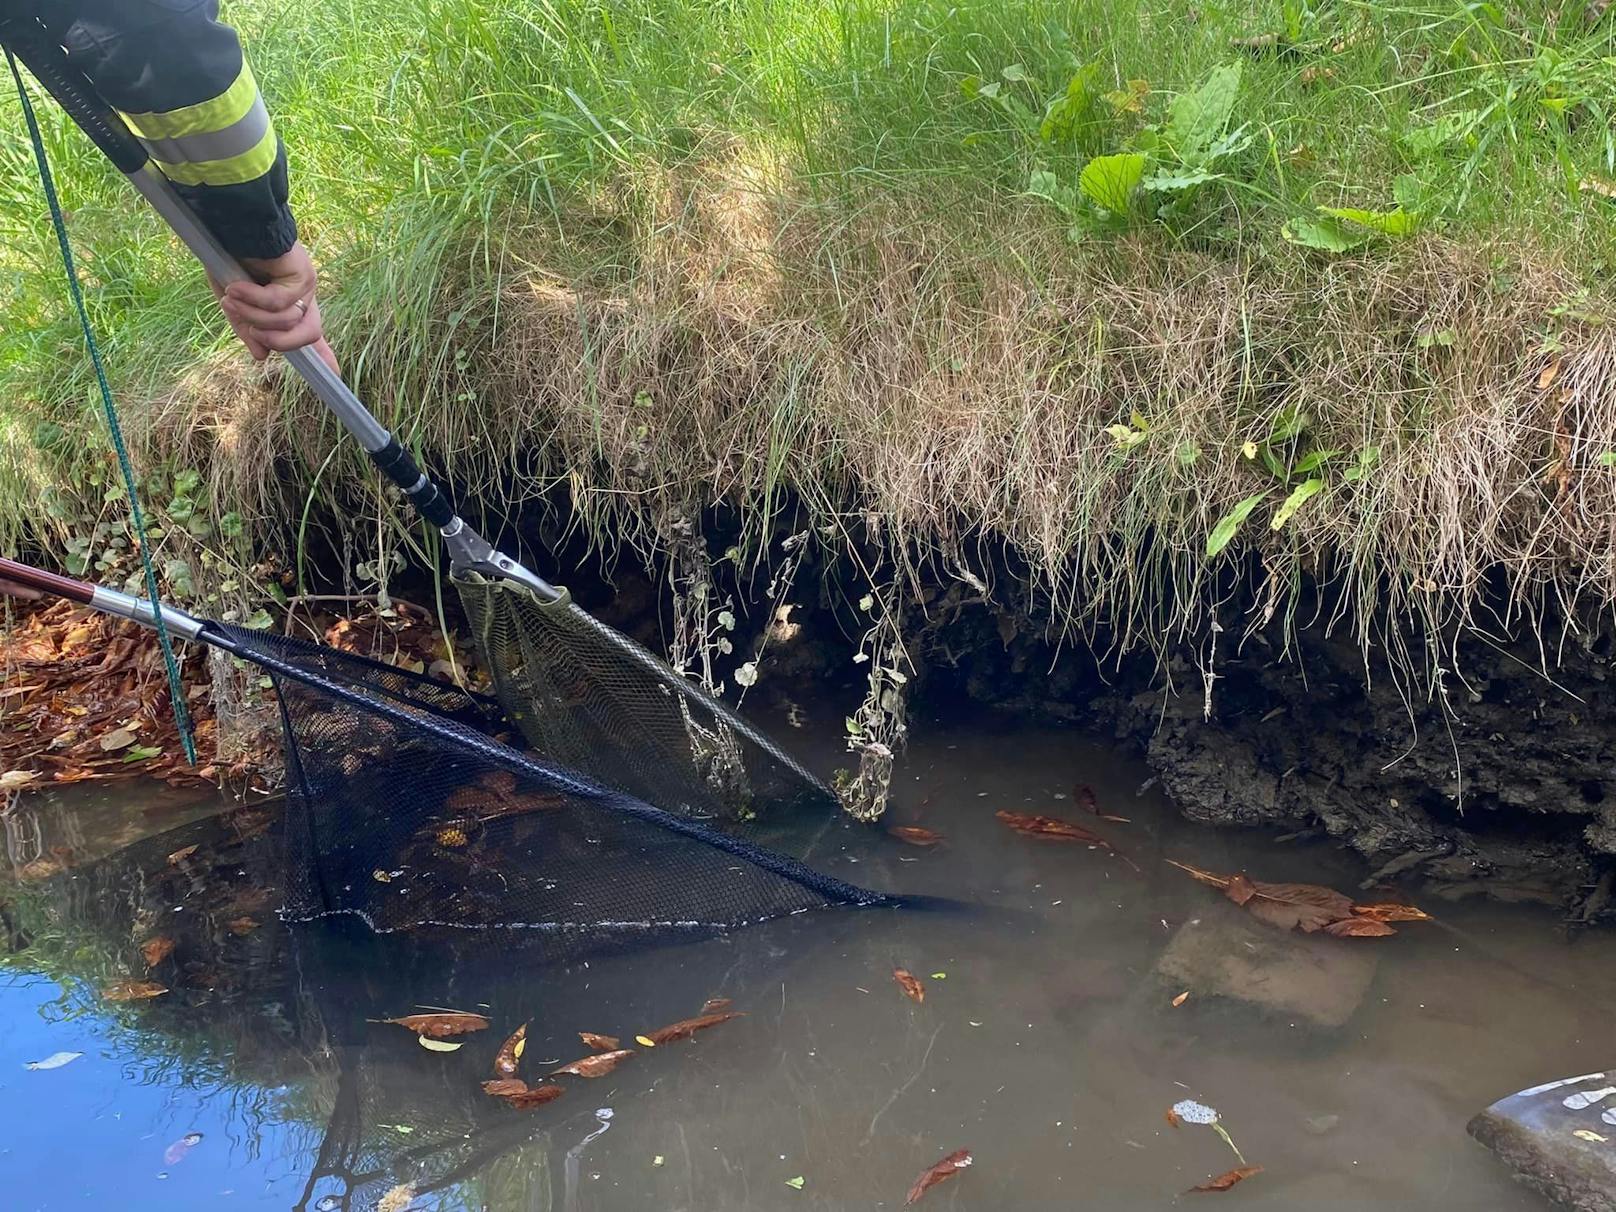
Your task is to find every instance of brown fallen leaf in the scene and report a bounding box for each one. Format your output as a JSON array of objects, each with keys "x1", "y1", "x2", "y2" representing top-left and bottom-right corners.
[
  {"x1": 905, "y1": 1148, "x2": 973, "y2": 1205},
  {"x1": 579, "y1": 1031, "x2": 620, "y2": 1052},
  {"x1": 552, "y1": 1048, "x2": 636, "y2": 1078},
  {"x1": 644, "y1": 1011, "x2": 744, "y2": 1045},
  {"x1": 103, "y1": 979, "x2": 168, "y2": 1002},
  {"x1": 506, "y1": 1083, "x2": 566, "y2": 1109},
  {"x1": 1172, "y1": 990, "x2": 1190, "y2": 1007},
  {"x1": 167, "y1": 844, "x2": 199, "y2": 866},
  {"x1": 894, "y1": 968, "x2": 925, "y2": 1004},
  {"x1": 226, "y1": 916, "x2": 259, "y2": 936},
  {"x1": 996, "y1": 810, "x2": 1104, "y2": 843},
  {"x1": 1324, "y1": 916, "x2": 1396, "y2": 938},
  {"x1": 376, "y1": 1011, "x2": 491, "y2": 1038},
  {"x1": 1166, "y1": 860, "x2": 1415, "y2": 937},
  {"x1": 889, "y1": 825, "x2": 945, "y2": 847},
  {"x1": 1166, "y1": 1107, "x2": 1182, "y2": 1128},
  {"x1": 699, "y1": 997, "x2": 733, "y2": 1015},
  {"x1": 140, "y1": 936, "x2": 176, "y2": 967},
  {"x1": 1351, "y1": 902, "x2": 1433, "y2": 923},
  {"x1": 482, "y1": 1078, "x2": 529, "y2": 1097},
  {"x1": 1190, "y1": 1165, "x2": 1263, "y2": 1193},
  {"x1": 494, "y1": 1023, "x2": 528, "y2": 1076}
]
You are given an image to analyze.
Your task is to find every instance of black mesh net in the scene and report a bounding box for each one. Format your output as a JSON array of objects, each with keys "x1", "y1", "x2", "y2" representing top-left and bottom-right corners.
[
  {"x1": 456, "y1": 577, "x2": 831, "y2": 821},
  {"x1": 213, "y1": 625, "x2": 887, "y2": 941}
]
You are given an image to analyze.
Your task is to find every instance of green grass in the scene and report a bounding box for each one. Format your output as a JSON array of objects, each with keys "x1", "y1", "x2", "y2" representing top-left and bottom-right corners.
[{"x1": 6, "y1": 0, "x2": 1616, "y2": 650}]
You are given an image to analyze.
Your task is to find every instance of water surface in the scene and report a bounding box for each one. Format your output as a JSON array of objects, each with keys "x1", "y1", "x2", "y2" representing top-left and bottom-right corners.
[{"x1": 1, "y1": 712, "x2": 1607, "y2": 1209}]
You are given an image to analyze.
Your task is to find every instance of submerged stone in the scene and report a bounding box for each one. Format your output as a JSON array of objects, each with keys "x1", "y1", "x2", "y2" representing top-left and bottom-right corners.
[
  {"x1": 1468, "y1": 1071, "x2": 1616, "y2": 1212},
  {"x1": 1150, "y1": 900, "x2": 1378, "y2": 1030}
]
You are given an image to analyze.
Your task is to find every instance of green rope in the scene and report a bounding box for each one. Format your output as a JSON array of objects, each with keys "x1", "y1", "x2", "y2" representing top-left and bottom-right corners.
[{"x1": 8, "y1": 50, "x2": 198, "y2": 765}]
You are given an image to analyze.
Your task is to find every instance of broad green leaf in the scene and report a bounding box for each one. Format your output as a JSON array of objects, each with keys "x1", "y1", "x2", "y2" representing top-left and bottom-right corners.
[
  {"x1": 1399, "y1": 109, "x2": 1479, "y2": 157},
  {"x1": 1166, "y1": 62, "x2": 1242, "y2": 164},
  {"x1": 1292, "y1": 448, "x2": 1343, "y2": 475},
  {"x1": 1142, "y1": 169, "x2": 1220, "y2": 192},
  {"x1": 1177, "y1": 440, "x2": 1201, "y2": 467},
  {"x1": 1268, "y1": 407, "x2": 1309, "y2": 444},
  {"x1": 1078, "y1": 152, "x2": 1146, "y2": 213},
  {"x1": 1206, "y1": 491, "x2": 1269, "y2": 557},
  {"x1": 1040, "y1": 68, "x2": 1098, "y2": 144},
  {"x1": 1598, "y1": 451, "x2": 1616, "y2": 468},
  {"x1": 1000, "y1": 64, "x2": 1028, "y2": 83},
  {"x1": 172, "y1": 469, "x2": 203, "y2": 497},
  {"x1": 1392, "y1": 173, "x2": 1425, "y2": 213},
  {"x1": 123, "y1": 745, "x2": 163, "y2": 763},
  {"x1": 1271, "y1": 478, "x2": 1325, "y2": 529},
  {"x1": 1026, "y1": 169, "x2": 1078, "y2": 216},
  {"x1": 1320, "y1": 205, "x2": 1420, "y2": 237},
  {"x1": 1282, "y1": 215, "x2": 1370, "y2": 253},
  {"x1": 243, "y1": 608, "x2": 274, "y2": 630},
  {"x1": 218, "y1": 512, "x2": 245, "y2": 540}
]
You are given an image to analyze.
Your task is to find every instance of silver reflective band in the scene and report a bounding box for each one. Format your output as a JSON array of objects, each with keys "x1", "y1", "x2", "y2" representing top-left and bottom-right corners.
[
  {"x1": 90, "y1": 586, "x2": 206, "y2": 641},
  {"x1": 137, "y1": 94, "x2": 269, "y2": 167}
]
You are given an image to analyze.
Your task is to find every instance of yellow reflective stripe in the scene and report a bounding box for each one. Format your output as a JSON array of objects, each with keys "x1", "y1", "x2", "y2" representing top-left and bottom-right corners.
[
  {"x1": 153, "y1": 123, "x2": 280, "y2": 186},
  {"x1": 120, "y1": 61, "x2": 259, "y2": 141}
]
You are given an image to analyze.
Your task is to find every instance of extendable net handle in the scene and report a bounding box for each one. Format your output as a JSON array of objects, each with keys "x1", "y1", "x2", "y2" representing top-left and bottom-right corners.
[
  {"x1": 0, "y1": 555, "x2": 212, "y2": 644},
  {"x1": 0, "y1": 23, "x2": 555, "y2": 604}
]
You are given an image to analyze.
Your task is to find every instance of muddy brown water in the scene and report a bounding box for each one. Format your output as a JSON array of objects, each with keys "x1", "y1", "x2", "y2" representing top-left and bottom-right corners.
[{"x1": 1, "y1": 711, "x2": 1611, "y2": 1210}]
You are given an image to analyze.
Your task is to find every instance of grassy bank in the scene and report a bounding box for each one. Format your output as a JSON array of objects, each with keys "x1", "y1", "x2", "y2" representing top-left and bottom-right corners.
[{"x1": 6, "y1": 0, "x2": 1616, "y2": 655}]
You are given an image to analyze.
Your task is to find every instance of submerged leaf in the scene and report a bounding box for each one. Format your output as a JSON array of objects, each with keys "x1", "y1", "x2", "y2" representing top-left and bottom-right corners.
[
  {"x1": 579, "y1": 1032, "x2": 620, "y2": 1051},
  {"x1": 700, "y1": 997, "x2": 733, "y2": 1015},
  {"x1": 552, "y1": 1049, "x2": 636, "y2": 1078},
  {"x1": 889, "y1": 825, "x2": 945, "y2": 847},
  {"x1": 645, "y1": 1011, "x2": 744, "y2": 1045},
  {"x1": 995, "y1": 810, "x2": 1104, "y2": 843},
  {"x1": 418, "y1": 1036, "x2": 463, "y2": 1052},
  {"x1": 25, "y1": 1051, "x2": 82, "y2": 1071},
  {"x1": 140, "y1": 936, "x2": 176, "y2": 967},
  {"x1": 1323, "y1": 916, "x2": 1396, "y2": 938},
  {"x1": 905, "y1": 1148, "x2": 973, "y2": 1205},
  {"x1": 894, "y1": 968, "x2": 926, "y2": 1004},
  {"x1": 377, "y1": 1183, "x2": 416, "y2": 1212},
  {"x1": 1190, "y1": 1165, "x2": 1263, "y2": 1193},
  {"x1": 505, "y1": 1083, "x2": 566, "y2": 1109},
  {"x1": 482, "y1": 1078, "x2": 529, "y2": 1097},
  {"x1": 785, "y1": 1175, "x2": 806, "y2": 1190},
  {"x1": 167, "y1": 844, "x2": 199, "y2": 866},
  {"x1": 1165, "y1": 860, "x2": 1414, "y2": 937},
  {"x1": 494, "y1": 1023, "x2": 528, "y2": 1076},
  {"x1": 102, "y1": 979, "x2": 168, "y2": 1002},
  {"x1": 1351, "y1": 902, "x2": 1433, "y2": 923},
  {"x1": 378, "y1": 1011, "x2": 490, "y2": 1038},
  {"x1": 163, "y1": 1132, "x2": 203, "y2": 1166}
]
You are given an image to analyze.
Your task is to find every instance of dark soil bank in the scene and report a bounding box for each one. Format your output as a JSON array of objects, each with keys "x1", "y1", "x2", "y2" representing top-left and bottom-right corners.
[{"x1": 899, "y1": 579, "x2": 1616, "y2": 925}]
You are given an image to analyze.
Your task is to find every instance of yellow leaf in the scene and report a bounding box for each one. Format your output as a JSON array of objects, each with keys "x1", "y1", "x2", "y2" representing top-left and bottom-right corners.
[
  {"x1": 1539, "y1": 358, "x2": 1562, "y2": 390},
  {"x1": 1241, "y1": 441, "x2": 1258, "y2": 459},
  {"x1": 418, "y1": 1036, "x2": 463, "y2": 1052},
  {"x1": 1574, "y1": 1129, "x2": 1608, "y2": 1142},
  {"x1": 635, "y1": 1035, "x2": 657, "y2": 1048},
  {"x1": 514, "y1": 1036, "x2": 526, "y2": 1060},
  {"x1": 378, "y1": 1183, "x2": 416, "y2": 1212},
  {"x1": 1171, "y1": 990, "x2": 1190, "y2": 1007}
]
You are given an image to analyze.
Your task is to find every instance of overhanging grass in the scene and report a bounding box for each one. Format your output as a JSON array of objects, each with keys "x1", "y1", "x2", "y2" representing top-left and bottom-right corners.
[{"x1": 4, "y1": 0, "x2": 1616, "y2": 654}]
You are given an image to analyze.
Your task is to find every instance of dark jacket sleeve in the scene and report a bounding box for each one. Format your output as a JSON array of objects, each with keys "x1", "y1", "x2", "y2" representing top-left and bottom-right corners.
[{"x1": 50, "y1": 0, "x2": 298, "y2": 260}]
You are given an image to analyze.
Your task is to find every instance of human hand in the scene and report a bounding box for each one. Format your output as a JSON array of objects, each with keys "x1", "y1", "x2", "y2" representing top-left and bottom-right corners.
[{"x1": 211, "y1": 241, "x2": 340, "y2": 373}]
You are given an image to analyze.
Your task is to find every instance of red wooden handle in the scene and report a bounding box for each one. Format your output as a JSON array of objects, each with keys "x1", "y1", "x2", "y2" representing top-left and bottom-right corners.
[{"x1": 0, "y1": 556, "x2": 95, "y2": 604}]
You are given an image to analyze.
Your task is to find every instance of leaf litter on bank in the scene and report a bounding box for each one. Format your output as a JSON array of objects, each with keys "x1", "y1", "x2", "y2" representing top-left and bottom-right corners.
[
  {"x1": 905, "y1": 1148, "x2": 972, "y2": 1205},
  {"x1": 1165, "y1": 860, "x2": 1429, "y2": 936},
  {"x1": 894, "y1": 968, "x2": 925, "y2": 1003}
]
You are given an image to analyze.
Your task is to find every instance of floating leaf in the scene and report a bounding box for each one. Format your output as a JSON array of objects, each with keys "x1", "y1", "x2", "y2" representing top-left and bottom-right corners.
[
  {"x1": 1351, "y1": 902, "x2": 1433, "y2": 923},
  {"x1": 1190, "y1": 1165, "x2": 1263, "y2": 1193},
  {"x1": 1078, "y1": 153, "x2": 1146, "y2": 213},
  {"x1": 25, "y1": 1051, "x2": 82, "y2": 1071},
  {"x1": 1172, "y1": 990, "x2": 1190, "y2": 1007},
  {"x1": 889, "y1": 825, "x2": 945, "y2": 847},
  {"x1": 140, "y1": 936, "x2": 176, "y2": 967},
  {"x1": 580, "y1": 1032, "x2": 621, "y2": 1052},
  {"x1": 418, "y1": 1036, "x2": 463, "y2": 1052},
  {"x1": 494, "y1": 1023, "x2": 528, "y2": 1076},
  {"x1": 995, "y1": 810, "x2": 1103, "y2": 843},
  {"x1": 700, "y1": 997, "x2": 733, "y2": 1015},
  {"x1": 482, "y1": 1078, "x2": 528, "y2": 1097},
  {"x1": 102, "y1": 979, "x2": 168, "y2": 1002},
  {"x1": 506, "y1": 1083, "x2": 566, "y2": 1109},
  {"x1": 644, "y1": 1010, "x2": 744, "y2": 1045},
  {"x1": 377, "y1": 1012, "x2": 490, "y2": 1038},
  {"x1": 167, "y1": 845, "x2": 199, "y2": 866},
  {"x1": 905, "y1": 1148, "x2": 973, "y2": 1205},
  {"x1": 163, "y1": 1133, "x2": 203, "y2": 1166},
  {"x1": 1166, "y1": 860, "x2": 1426, "y2": 937},
  {"x1": 226, "y1": 916, "x2": 259, "y2": 935},
  {"x1": 636, "y1": 1035, "x2": 657, "y2": 1048},
  {"x1": 552, "y1": 1049, "x2": 636, "y2": 1078},
  {"x1": 1206, "y1": 492, "x2": 1269, "y2": 557},
  {"x1": 894, "y1": 968, "x2": 926, "y2": 1004},
  {"x1": 784, "y1": 1173, "x2": 807, "y2": 1190},
  {"x1": 1574, "y1": 1129, "x2": 1608, "y2": 1142}
]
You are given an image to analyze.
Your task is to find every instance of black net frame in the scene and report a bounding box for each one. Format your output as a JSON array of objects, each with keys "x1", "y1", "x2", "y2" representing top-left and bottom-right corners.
[{"x1": 209, "y1": 625, "x2": 891, "y2": 941}]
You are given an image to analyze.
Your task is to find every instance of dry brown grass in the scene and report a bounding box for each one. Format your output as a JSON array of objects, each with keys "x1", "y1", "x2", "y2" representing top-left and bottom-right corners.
[{"x1": 111, "y1": 157, "x2": 1616, "y2": 669}]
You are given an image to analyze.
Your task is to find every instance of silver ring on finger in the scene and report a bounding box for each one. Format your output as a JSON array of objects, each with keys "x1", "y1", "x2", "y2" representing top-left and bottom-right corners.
[{"x1": 295, "y1": 298, "x2": 309, "y2": 315}]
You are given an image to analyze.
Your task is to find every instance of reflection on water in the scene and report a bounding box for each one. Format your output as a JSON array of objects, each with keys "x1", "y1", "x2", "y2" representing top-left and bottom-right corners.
[{"x1": 1, "y1": 712, "x2": 1611, "y2": 1210}]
